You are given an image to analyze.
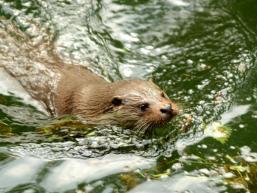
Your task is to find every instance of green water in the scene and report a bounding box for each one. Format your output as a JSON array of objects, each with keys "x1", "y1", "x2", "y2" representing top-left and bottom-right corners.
[{"x1": 0, "y1": 0, "x2": 257, "y2": 192}]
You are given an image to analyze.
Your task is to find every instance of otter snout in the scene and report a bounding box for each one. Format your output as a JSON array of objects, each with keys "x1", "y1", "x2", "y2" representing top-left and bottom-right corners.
[
  {"x1": 160, "y1": 103, "x2": 179, "y2": 119},
  {"x1": 160, "y1": 104, "x2": 172, "y2": 114}
]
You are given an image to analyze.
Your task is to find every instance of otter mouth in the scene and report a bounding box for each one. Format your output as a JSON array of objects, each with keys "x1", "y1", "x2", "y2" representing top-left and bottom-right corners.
[
  {"x1": 135, "y1": 118, "x2": 173, "y2": 135},
  {"x1": 161, "y1": 111, "x2": 178, "y2": 122},
  {"x1": 135, "y1": 109, "x2": 179, "y2": 135}
]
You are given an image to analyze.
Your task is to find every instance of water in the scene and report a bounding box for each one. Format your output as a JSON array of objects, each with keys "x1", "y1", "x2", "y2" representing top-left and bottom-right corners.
[{"x1": 0, "y1": 0, "x2": 257, "y2": 192}]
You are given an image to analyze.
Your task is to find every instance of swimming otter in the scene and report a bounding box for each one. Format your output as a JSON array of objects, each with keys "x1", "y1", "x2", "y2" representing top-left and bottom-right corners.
[
  {"x1": 0, "y1": 20, "x2": 178, "y2": 132},
  {"x1": 55, "y1": 65, "x2": 179, "y2": 131},
  {"x1": 2, "y1": 61, "x2": 178, "y2": 132}
]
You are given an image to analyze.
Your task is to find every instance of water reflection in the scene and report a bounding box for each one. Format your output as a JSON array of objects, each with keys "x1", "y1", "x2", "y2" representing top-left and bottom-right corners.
[
  {"x1": 0, "y1": 154, "x2": 154, "y2": 192},
  {"x1": 129, "y1": 173, "x2": 225, "y2": 193},
  {"x1": 0, "y1": 157, "x2": 45, "y2": 191}
]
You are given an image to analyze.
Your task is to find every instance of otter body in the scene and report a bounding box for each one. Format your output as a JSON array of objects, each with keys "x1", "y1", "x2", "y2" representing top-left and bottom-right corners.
[{"x1": 54, "y1": 65, "x2": 107, "y2": 115}]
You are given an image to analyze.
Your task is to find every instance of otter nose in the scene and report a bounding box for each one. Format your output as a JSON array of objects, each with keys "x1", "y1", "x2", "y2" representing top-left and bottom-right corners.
[{"x1": 160, "y1": 104, "x2": 172, "y2": 114}]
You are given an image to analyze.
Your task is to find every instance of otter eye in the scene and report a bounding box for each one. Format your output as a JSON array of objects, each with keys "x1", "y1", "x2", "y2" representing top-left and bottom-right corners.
[
  {"x1": 140, "y1": 103, "x2": 149, "y2": 112},
  {"x1": 112, "y1": 97, "x2": 122, "y2": 106}
]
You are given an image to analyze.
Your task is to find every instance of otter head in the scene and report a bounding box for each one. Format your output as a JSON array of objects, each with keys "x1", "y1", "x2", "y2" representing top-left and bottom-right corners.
[
  {"x1": 107, "y1": 80, "x2": 179, "y2": 132},
  {"x1": 74, "y1": 79, "x2": 179, "y2": 133}
]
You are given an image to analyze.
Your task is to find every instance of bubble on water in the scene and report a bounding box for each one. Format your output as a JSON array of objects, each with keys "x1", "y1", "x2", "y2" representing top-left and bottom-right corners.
[
  {"x1": 223, "y1": 172, "x2": 235, "y2": 179},
  {"x1": 231, "y1": 59, "x2": 240, "y2": 64},
  {"x1": 183, "y1": 96, "x2": 190, "y2": 101},
  {"x1": 161, "y1": 55, "x2": 168, "y2": 60},
  {"x1": 186, "y1": 59, "x2": 193, "y2": 65},
  {"x1": 207, "y1": 94, "x2": 213, "y2": 99},
  {"x1": 246, "y1": 97, "x2": 252, "y2": 101},
  {"x1": 172, "y1": 163, "x2": 183, "y2": 171},
  {"x1": 188, "y1": 89, "x2": 194, "y2": 94},
  {"x1": 198, "y1": 63, "x2": 207, "y2": 70},
  {"x1": 251, "y1": 112, "x2": 257, "y2": 119},
  {"x1": 207, "y1": 156, "x2": 216, "y2": 161},
  {"x1": 240, "y1": 146, "x2": 257, "y2": 162},
  {"x1": 245, "y1": 176, "x2": 250, "y2": 181},
  {"x1": 199, "y1": 168, "x2": 210, "y2": 176},
  {"x1": 202, "y1": 144, "x2": 208, "y2": 149},
  {"x1": 167, "y1": 0, "x2": 190, "y2": 6},
  {"x1": 198, "y1": 100, "x2": 205, "y2": 105},
  {"x1": 239, "y1": 124, "x2": 245, "y2": 128},
  {"x1": 227, "y1": 73, "x2": 234, "y2": 79},
  {"x1": 197, "y1": 79, "x2": 210, "y2": 90}
]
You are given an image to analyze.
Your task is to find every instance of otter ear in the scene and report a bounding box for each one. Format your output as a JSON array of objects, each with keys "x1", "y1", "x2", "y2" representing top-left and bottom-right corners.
[
  {"x1": 112, "y1": 96, "x2": 123, "y2": 106},
  {"x1": 147, "y1": 77, "x2": 153, "y2": 82}
]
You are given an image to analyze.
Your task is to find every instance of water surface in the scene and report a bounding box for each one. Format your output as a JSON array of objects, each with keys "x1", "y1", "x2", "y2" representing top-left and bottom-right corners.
[{"x1": 0, "y1": 0, "x2": 257, "y2": 192}]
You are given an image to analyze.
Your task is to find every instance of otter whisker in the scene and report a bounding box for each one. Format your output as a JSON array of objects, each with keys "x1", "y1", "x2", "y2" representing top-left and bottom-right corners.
[{"x1": 135, "y1": 120, "x2": 152, "y2": 136}]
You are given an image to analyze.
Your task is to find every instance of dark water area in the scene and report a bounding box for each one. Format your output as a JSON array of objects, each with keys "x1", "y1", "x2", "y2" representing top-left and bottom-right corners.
[{"x1": 0, "y1": 0, "x2": 257, "y2": 192}]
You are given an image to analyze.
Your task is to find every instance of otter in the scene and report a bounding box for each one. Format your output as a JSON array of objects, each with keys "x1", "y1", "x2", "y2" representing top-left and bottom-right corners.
[
  {"x1": 2, "y1": 62, "x2": 178, "y2": 132},
  {"x1": 0, "y1": 20, "x2": 178, "y2": 132},
  {"x1": 55, "y1": 65, "x2": 179, "y2": 131}
]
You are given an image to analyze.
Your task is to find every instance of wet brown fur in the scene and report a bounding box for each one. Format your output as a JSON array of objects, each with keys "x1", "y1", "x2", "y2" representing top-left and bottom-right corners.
[{"x1": 54, "y1": 65, "x2": 178, "y2": 130}]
